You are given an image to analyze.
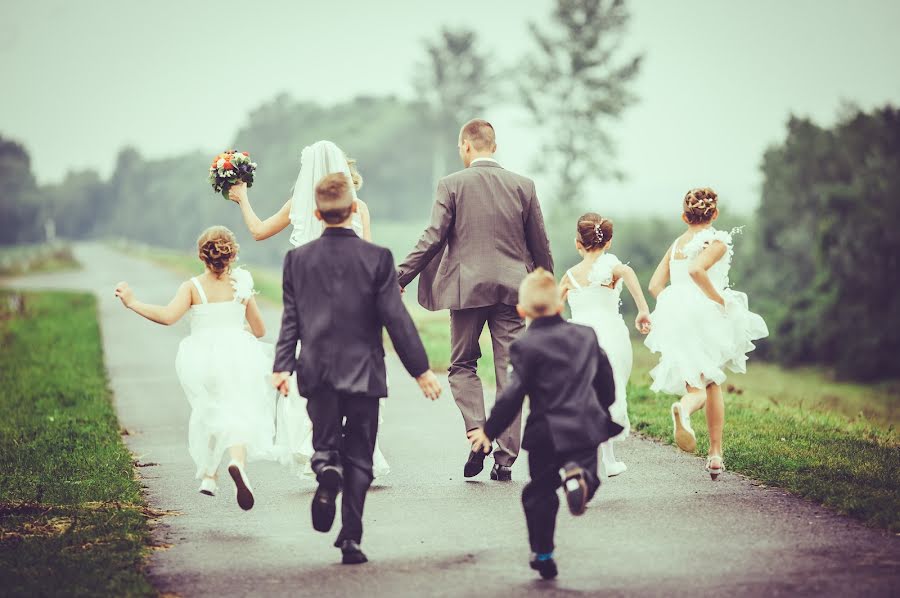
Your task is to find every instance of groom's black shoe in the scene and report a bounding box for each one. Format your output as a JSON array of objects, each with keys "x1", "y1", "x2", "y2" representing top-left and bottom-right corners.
[
  {"x1": 530, "y1": 554, "x2": 558, "y2": 579},
  {"x1": 312, "y1": 466, "x2": 342, "y2": 533},
  {"x1": 339, "y1": 540, "x2": 368, "y2": 565},
  {"x1": 464, "y1": 443, "x2": 492, "y2": 478},
  {"x1": 490, "y1": 463, "x2": 512, "y2": 481}
]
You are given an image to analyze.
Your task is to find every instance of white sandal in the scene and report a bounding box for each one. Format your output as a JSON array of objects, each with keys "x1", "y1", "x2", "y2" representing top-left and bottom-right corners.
[{"x1": 706, "y1": 455, "x2": 725, "y2": 481}]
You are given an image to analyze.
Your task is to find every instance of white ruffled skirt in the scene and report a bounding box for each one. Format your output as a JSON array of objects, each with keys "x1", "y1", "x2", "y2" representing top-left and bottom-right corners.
[
  {"x1": 175, "y1": 329, "x2": 288, "y2": 478},
  {"x1": 645, "y1": 285, "x2": 768, "y2": 395}
]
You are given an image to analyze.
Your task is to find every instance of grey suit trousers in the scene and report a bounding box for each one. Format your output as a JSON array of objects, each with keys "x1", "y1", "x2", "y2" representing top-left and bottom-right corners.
[{"x1": 450, "y1": 304, "x2": 525, "y2": 466}]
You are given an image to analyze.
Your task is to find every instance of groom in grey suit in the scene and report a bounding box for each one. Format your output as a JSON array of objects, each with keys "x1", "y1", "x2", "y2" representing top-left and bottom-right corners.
[{"x1": 398, "y1": 119, "x2": 553, "y2": 480}]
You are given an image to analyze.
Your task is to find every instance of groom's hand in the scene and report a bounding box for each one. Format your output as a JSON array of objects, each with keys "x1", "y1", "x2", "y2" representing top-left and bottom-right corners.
[
  {"x1": 272, "y1": 371, "x2": 291, "y2": 396},
  {"x1": 466, "y1": 428, "x2": 492, "y2": 454},
  {"x1": 416, "y1": 370, "x2": 441, "y2": 401}
]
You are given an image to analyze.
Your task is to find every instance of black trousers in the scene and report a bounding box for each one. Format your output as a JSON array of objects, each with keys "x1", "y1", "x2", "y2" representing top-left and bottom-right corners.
[
  {"x1": 522, "y1": 441, "x2": 600, "y2": 554},
  {"x1": 306, "y1": 390, "x2": 380, "y2": 544}
]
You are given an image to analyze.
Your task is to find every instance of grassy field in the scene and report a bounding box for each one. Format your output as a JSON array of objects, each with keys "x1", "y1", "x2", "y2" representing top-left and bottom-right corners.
[
  {"x1": 0, "y1": 243, "x2": 79, "y2": 277},
  {"x1": 0, "y1": 290, "x2": 154, "y2": 596}
]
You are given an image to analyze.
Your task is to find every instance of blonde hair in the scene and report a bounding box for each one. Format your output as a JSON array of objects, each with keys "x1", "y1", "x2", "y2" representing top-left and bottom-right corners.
[
  {"x1": 315, "y1": 173, "x2": 354, "y2": 224},
  {"x1": 518, "y1": 268, "x2": 561, "y2": 317},
  {"x1": 197, "y1": 226, "x2": 239, "y2": 276},
  {"x1": 346, "y1": 157, "x2": 363, "y2": 191},
  {"x1": 683, "y1": 188, "x2": 719, "y2": 224}
]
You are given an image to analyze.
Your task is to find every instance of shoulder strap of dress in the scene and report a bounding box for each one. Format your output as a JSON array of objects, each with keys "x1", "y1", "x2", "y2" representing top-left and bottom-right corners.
[
  {"x1": 669, "y1": 240, "x2": 680, "y2": 261},
  {"x1": 190, "y1": 277, "x2": 208, "y2": 304},
  {"x1": 566, "y1": 270, "x2": 582, "y2": 290}
]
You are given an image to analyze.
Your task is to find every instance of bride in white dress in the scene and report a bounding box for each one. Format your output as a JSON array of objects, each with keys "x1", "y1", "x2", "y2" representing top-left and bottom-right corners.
[
  {"x1": 228, "y1": 140, "x2": 390, "y2": 478},
  {"x1": 559, "y1": 213, "x2": 652, "y2": 477}
]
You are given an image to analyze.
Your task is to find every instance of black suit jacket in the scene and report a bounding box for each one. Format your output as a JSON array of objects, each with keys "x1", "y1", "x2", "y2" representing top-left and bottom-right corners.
[
  {"x1": 483, "y1": 314, "x2": 621, "y2": 453},
  {"x1": 274, "y1": 227, "x2": 430, "y2": 399}
]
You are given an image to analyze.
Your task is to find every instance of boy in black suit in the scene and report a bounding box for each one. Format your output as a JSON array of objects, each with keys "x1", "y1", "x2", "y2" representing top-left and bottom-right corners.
[
  {"x1": 273, "y1": 173, "x2": 442, "y2": 565},
  {"x1": 467, "y1": 268, "x2": 620, "y2": 579}
]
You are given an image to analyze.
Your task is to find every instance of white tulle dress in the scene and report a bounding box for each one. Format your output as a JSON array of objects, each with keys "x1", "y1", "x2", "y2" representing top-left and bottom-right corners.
[
  {"x1": 566, "y1": 253, "x2": 631, "y2": 439},
  {"x1": 644, "y1": 228, "x2": 769, "y2": 395},
  {"x1": 276, "y1": 212, "x2": 391, "y2": 479},
  {"x1": 175, "y1": 268, "x2": 285, "y2": 479}
]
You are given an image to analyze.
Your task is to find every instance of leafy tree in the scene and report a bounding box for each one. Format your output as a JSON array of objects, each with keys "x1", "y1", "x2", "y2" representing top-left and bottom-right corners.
[
  {"x1": 519, "y1": 0, "x2": 642, "y2": 203},
  {"x1": 414, "y1": 27, "x2": 491, "y2": 182},
  {"x1": 0, "y1": 136, "x2": 41, "y2": 244}
]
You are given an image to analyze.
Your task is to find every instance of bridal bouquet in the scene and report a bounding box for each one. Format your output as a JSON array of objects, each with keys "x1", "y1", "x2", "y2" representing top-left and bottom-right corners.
[{"x1": 209, "y1": 150, "x2": 257, "y2": 199}]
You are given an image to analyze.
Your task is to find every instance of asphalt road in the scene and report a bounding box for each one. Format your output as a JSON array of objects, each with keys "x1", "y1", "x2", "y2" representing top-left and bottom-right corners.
[{"x1": 7, "y1": 244, "x2": 898, "y2": 597}]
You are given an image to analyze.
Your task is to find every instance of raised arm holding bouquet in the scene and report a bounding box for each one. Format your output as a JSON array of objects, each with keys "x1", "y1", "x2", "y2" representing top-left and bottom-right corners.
[{"x1": 209, "y1": 150, "x2": 257, "y2": 200}]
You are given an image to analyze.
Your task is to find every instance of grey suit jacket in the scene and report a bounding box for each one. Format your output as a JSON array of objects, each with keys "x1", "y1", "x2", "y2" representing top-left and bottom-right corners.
[{"x1": 397, "y1": 161, "x2": 553, "y2": 311}]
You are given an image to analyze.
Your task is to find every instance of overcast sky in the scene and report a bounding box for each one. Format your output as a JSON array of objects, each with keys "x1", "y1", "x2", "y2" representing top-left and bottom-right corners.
[{"x1": 3, "y1": 0, "x2": 899, "y2": 216}]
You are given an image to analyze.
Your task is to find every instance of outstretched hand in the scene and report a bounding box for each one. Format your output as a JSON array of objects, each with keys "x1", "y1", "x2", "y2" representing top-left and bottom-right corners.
[
  {"x1": 114, "y1": 281, "x2": 135, "y2": 308},
  {"x1": 272, "y1": 372, "x2": 291, "y2": 396},
  {"x1": 416, "y1": 370, "x2": 442, "y2": 401},
  {"x1": 466, "y1": 427, "x2": 492, "y2": 454},
  {"x1": 228, "y1": 182, "x2": 248, "y2": 204}
]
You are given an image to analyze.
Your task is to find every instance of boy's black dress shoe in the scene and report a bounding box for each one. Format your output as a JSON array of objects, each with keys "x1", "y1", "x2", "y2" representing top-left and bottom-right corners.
[
  {"x1": 339, "y1": 540, "x2": 368, "y2": 565},
  {"x1": 530, "y1": 554, "x2": 558, "y2": 579},
  {"x1": 312, "y1": 465, "x2": 342, "y2": 532},
  {"x1": 560, "y1": 462, "x2": 590, "y2": 515},
  {"x1": 491, "y1": 463, "x2": 512, "y2": 481},
  {"x1": 464, "y1": 444, "x2": 492, "y2": 478}
]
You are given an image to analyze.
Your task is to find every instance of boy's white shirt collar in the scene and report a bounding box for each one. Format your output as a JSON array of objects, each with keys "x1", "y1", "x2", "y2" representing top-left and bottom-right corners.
[{"x1": 471, "y1": 157, "x2": 499, "y2": 165}]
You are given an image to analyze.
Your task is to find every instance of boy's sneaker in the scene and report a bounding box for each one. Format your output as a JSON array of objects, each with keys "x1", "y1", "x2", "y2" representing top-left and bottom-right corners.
[
  {"x1": 560, "y1": 463, "x2": 589, "y2": 516},
  {"x1": 530, "y1": 553, "x2": 558, "y2": 579}
]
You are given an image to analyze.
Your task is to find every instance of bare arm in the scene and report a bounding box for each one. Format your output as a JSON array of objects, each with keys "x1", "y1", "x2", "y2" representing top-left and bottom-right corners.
[
  {"x1": 356, "y1": 199, "x2": 372, "y2": 241},
  {"x1": 613, "y1": 264, "x2": 651, "y2": 333},
  {"x1": 558, "y1": 274, "x2": 572, "y2": 303},
  {"x1": 688, "y1": 241, "x2": 728, "y2": 305},
  {"x1": 229, "y1": 182, "x2": 291, "y2": 241},
  {"x1": 115, "y1": 281, "x2": 192, "y2": 325},
  {"x1": 244, "y1": 296, "x2": 266, "y2": 338},
  {"x1": 648, "y1": 249, "x2": 671, "y2": 298}
]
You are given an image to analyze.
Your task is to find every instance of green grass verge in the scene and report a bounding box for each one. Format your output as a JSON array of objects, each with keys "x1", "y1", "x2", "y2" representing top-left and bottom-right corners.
[
  {"x1": 0, "y1": 290, "x2": 154, "y2": 596},
  {"x1": 0, "y1": 244, "x2": 80, "y2": 277}
]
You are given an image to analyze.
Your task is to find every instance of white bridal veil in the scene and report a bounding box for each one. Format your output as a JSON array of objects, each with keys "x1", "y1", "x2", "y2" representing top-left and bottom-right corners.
[{"x1": 288, "y1": 140, "x2": 358, "y2": 247}]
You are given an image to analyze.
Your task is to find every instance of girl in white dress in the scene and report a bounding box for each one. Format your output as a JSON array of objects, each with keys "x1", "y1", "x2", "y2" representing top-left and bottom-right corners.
[
  {"x1": 559, "y1": 213, "x2": 652, "y2": 477},
  {"x1": 228, "y1": 141, "x2": 390, "y2": 478},
  {"x1": 645, "y1": 188, "x2": 768, "y2": 479},
  {"x1": 115, "y1": 226, "x2": 282, "y2": 509}
]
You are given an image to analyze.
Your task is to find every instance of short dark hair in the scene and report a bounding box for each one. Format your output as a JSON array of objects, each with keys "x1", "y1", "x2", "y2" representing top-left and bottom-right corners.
[
  {"x1": 460, "y1": 118, "x2": 496, "y2": 151},
  {"x1": 315, "y1": 173, "x2": 354, "y2": 224}
]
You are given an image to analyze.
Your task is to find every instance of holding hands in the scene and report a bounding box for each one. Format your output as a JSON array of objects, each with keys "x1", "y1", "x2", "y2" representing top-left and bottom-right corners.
[{"x1": 466, "y1": 427, "x2": 492, "y2": 454}]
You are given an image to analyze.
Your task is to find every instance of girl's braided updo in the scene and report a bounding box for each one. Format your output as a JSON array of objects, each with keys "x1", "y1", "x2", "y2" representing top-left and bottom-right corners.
[{"x1": 683, "y1": 187, "x2": 719, "y2": 224}]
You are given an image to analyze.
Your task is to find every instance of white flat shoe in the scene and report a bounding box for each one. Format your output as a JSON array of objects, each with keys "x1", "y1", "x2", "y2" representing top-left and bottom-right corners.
[
  {"x1": 604, "y1": 461, "x2": 628, "y2": 477},
  {"x1": 671, "y1": 402, "x2": 697, "y2": 453},
  {"x1": 227, "y1": 460, "x2": 255, "y2": 511},
  {"x1": 706, "y1": 455, "x2": 725, "y2": 481},
  {"x1": 199, "y1": 477, "x2": 217, "y2": 496}
]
